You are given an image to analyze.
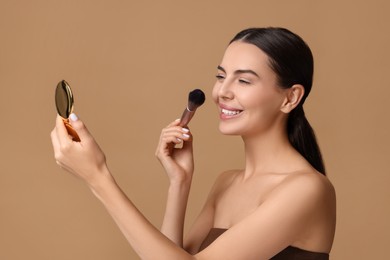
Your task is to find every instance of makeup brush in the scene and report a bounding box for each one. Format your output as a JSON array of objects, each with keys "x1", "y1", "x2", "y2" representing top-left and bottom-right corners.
[{"x1": 179, "y1": 89, "x2": 206, "y2": 127}]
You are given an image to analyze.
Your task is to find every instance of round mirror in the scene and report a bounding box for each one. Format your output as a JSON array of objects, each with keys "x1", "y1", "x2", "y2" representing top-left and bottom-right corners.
[
  {"x1": 54, "y1": 80, "x2": 80, "y2": 141},
  {"x1": 55, "y1": 80, "x2": 74, "y2": 118}
]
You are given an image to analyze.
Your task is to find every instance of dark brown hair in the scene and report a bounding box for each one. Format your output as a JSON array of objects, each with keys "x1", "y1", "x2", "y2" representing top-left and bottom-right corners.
[{"x1": 231, "y1": 27, "x2": 326, "y2": 174}]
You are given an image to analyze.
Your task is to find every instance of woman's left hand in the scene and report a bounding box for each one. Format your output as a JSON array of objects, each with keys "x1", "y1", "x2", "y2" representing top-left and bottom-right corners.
[{"x1": 50, "y1": 114, "x2": 108, "y2": 185}]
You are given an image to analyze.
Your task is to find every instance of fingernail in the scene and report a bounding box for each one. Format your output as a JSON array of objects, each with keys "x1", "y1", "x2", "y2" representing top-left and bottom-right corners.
[
  {"x1": 182, "y1": 128, "x2": 189, "y2": 133},
  {"x1": 69, "y1": 113, "x2": 78, "y2": 121},
  {"x1": 183, "y1": 133, "x2": 190, "y2": 138},
  {"x1": 175, "y1": 118, "x2": 181, "y2": 122},
  {"x1": 176, "y1": 138, "x2": 182, "y2": 142}
]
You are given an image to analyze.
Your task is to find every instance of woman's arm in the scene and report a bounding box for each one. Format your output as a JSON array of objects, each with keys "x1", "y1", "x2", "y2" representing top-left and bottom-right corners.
[
  {"x1": 51, "y1": 115, "x2": 195, "y2": 259},
  {"x1": 90, "y1": 168, "x2": 195, "y2": 259},
  {"x1": 155, "y1": 119, "x2": 194, "y2": 247},
  {"x1": 160, "y1": 180, "x2": 191, "y2": 247}
]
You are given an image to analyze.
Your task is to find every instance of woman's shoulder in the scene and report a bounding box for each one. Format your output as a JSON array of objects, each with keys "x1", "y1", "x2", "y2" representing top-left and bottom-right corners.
[
  {"x1": 271, "y1": 169, "x2": 336, "y2": 208},
  {"x1": 286, "y1": 170, "x2": 334, "y2": 193},
  {"x1": 273, "y1": 171, "x2": 336, "y2": 250}
]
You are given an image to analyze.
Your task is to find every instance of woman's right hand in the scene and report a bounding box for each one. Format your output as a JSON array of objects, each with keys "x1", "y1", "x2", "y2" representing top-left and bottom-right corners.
[
  {"x1": 155, "y1": 119, "x2": 194, "y2": 184},
  {"x1": 51, "y1": 114, "x2": 109, "y2": 186}
]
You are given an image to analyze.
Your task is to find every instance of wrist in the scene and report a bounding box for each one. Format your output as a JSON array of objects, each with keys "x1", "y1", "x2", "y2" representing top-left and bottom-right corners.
[
  {"x1": 167, "y1": 167, "x2": 194, "y2": 185},
  {"x1": 169, "y1": 174, "x2": 192, "y2": 188},
  {"x1": 87, "y1": 165, "x2": 116, "y2": 196},
  {"x1": 168, "y1": 177, "x2": 192, "y2": 198}
]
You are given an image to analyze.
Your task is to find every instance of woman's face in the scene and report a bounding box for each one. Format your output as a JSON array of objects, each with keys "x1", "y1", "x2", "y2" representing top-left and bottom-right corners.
[{"x1": 212, "y1": 41, "x2": 288, "y2": 137}]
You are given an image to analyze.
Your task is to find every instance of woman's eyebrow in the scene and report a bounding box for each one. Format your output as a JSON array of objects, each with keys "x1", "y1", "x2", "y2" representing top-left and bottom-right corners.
[
  {"x1": 217, "y1": 65, "x2": 260, "y2": 78},
  {"x1": 217, "y1": 65, "x2": 226, "y2": 72}
]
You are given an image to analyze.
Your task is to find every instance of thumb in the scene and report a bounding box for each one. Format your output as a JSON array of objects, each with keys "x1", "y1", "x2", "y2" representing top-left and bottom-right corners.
[{"x1": 69, "y1": 113, "x2": 93, "y2": 141}]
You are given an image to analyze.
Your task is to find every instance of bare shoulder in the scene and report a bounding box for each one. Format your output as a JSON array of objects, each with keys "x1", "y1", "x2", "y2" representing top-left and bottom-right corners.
[
  {"x1": 281, "y1": 170, "x2": 334, "y2": 195},
  {"x1": 269, "y1": 170, "x2": 336, "y2": 214}
]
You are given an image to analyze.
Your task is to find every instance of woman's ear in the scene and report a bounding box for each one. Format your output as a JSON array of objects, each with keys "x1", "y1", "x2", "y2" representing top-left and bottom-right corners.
[{"x1": 280, "y1": 84, "x2": 305, "y2": 113}]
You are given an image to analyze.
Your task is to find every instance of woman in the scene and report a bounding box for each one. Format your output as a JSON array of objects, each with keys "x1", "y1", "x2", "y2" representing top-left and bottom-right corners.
[{"x1": 51, "y1": 27, "x2": 336, "y2": 259}]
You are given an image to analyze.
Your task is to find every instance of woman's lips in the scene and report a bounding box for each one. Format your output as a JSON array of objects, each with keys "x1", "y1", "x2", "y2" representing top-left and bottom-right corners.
[{"x1": 219, "y1": 104, "x2": 243, "y2": 119}]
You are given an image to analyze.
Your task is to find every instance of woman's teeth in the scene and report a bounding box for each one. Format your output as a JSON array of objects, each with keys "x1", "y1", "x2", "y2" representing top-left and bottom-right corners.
[{"x1": 222, "y1": 108, "x2": 242, "y2": 116}]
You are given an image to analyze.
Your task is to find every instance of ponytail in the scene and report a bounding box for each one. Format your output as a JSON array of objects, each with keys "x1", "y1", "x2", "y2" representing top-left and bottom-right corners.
[{"x1": 288, "y1": 105, "x2": 326, "y2": 175}]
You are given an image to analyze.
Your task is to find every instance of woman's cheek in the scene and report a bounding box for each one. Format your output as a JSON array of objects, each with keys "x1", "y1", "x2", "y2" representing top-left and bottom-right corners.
[{"x1": 211, "y1": 83, "x2": 220, "y2": 103}]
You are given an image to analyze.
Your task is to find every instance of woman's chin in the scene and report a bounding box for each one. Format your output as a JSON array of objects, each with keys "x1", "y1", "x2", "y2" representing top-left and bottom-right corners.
[{"x1": 218, "y1": 124, "x2": 241, "y2": 136}]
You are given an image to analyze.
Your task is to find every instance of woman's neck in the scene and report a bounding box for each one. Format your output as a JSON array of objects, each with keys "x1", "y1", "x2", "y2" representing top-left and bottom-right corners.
[{"x1": 241, "y1": 126, "x2": 303, "y2": 179}]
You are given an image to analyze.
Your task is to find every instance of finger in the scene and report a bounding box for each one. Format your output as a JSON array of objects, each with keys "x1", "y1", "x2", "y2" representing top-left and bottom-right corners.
[
  {"x1": 157, "y1": 131, "x2": 179, "y2": 157},
  {"x1": 50, "y1": 128, "x2": 61, "y2": 156},
  {"x1": 162, "y1": 125, "x2": 191, "y2": 136},
  {"x1": 181, "y1": 131, "x2": 193, "y2": 152},
  {"x1": 158, "y1": 134, "x2": 184, "y2": 153},
  {"x1": 55, "y1": 115, "x2": 72, "y2": 146},
  {"x1": 161, "y1": 129, "x2": 191, "y2": 144},
  {"x1": 157, "y1": 121, "x2": 190, "y2": 155},
  {"x1": 68, "y1": 113, "x2": 93, "y2": 142},
  {"x1": 166, "y1": 118, "x2": 181, "y2": 128},
  {"x1": 162, "y1": 134, "x2": 185, "y2": 145}
]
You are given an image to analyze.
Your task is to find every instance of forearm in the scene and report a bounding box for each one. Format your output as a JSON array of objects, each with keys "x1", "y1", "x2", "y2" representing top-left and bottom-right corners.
[
  {"x1": 89, "y1": 168, "x2": 195, "y2": 260},
  {"x1": 161, "y1": 178, "x2": 192, "y2": 247}
]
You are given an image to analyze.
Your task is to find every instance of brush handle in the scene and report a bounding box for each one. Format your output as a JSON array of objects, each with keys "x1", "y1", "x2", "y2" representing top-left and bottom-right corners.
[{"x1": 179, "y1": 107, "x2": 195, "y2": 127}]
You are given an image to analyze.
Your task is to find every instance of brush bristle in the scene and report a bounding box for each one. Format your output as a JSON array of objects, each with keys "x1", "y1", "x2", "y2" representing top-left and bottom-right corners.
[{"x1": 188, "y1": 89, "x2": 205, "y2": 110}]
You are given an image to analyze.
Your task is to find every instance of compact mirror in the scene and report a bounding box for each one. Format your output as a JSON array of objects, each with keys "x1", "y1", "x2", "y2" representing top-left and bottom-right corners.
[
  {"x1": 55, "y1": 80, "x2": 80, "y2": 141},
  {"x1": 55, "y1": 80, "x2": 74, "y2": 118}
]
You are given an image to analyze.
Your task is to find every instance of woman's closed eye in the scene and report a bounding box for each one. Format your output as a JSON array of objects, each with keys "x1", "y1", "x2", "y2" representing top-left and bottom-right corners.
[
  {"x1": 238, "y1": 78, "x2": 251, "y2": 85},
  {"x1": 215, "y1": 74, "x2": 225, "y2": 81}
]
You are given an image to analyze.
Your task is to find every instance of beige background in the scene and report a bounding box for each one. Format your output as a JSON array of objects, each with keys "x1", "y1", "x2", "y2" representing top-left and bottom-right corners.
[{"x1": 0, "y1": 0, "x2": 389, "y2": 259}]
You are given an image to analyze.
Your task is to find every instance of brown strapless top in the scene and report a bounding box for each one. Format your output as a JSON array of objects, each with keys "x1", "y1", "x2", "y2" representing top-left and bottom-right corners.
[{"x1": 198, "y1": 228, "x2": 329, "y2": 260}]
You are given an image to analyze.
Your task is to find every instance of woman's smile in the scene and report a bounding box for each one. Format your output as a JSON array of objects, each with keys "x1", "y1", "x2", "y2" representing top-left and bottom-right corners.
[{"x1": 219, "y1": 104, "x2": 244, "y2": 120}]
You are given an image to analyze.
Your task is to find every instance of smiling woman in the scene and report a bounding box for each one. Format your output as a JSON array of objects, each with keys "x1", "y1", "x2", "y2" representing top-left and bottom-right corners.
[{"x1": 51, "y1": 27, "x2": 336, "y2": 259}]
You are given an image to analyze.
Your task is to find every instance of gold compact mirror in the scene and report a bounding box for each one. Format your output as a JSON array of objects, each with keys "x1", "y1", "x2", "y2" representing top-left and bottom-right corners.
[{"x1": 55, "y1": 80, "x2": 80, "y2": 142}]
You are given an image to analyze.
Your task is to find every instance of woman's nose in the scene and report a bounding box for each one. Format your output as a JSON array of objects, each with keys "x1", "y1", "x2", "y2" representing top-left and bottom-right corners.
[{"x1": 218, "y1": 80, "x2": 234, "y2": 100}]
